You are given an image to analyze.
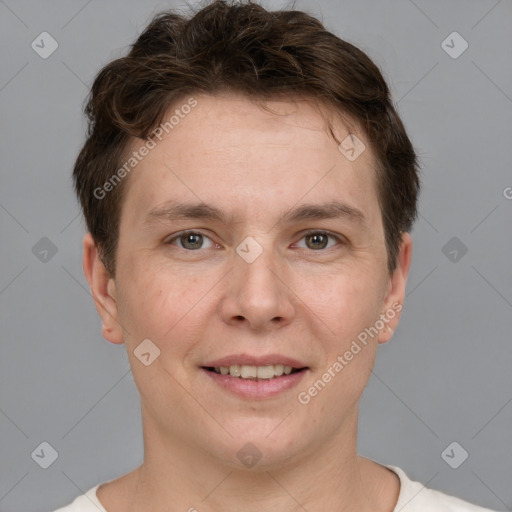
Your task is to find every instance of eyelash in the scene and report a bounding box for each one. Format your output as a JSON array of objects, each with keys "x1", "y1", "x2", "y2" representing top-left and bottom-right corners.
[
  {"x1": 165, "y1": 229, "x2": 344, "y2": 251},
  {"x1": 294, "y1": 230, "x2": 344, "y2": 250}
]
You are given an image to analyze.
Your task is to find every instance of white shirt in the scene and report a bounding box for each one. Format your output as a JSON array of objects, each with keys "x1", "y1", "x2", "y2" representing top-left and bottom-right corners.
[{"x1": 53, "y1": 465, "x2": 498, "y2": 511}]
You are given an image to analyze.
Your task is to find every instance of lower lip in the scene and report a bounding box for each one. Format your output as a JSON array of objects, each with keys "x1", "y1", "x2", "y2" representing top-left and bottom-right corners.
[{"x1": 201, "y1": 368, "x2": 308, "y2": 399}]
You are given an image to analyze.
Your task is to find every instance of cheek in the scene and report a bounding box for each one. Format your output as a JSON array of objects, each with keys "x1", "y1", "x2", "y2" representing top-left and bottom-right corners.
[
  {"x1": 296, "y1": 274, "x2": 381, "y2": 414},
  {"x1": 115, "y1": 258, "x2": 178, "y2": 337},
  {"x1": 297, "y1": 266, "x2": 385, "y2": 342},
  {"x1": 116, "y1": 258, "x2": 215, "y2": 360}
]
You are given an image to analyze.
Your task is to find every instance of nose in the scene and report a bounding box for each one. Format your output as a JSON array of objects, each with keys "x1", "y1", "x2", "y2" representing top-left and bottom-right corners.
[{"x1": 219, "y1": 241, "x2": 296, "y2": 332}]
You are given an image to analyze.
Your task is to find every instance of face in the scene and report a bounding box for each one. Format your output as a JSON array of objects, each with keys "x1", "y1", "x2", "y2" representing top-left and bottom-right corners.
[{"x1": 85, "y1": 93, "x2": 411, "y2": 469}]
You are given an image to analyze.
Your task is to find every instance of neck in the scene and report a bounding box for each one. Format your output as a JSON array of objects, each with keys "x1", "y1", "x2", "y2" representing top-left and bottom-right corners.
[{"x1": 115, "y1": 407, "x2": 398, "y2": 512}]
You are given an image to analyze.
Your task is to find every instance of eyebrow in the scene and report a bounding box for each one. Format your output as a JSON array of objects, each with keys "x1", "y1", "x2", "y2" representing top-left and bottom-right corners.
[{"x1": 143, "y1": 200, "x2": 366, "y2": 228}]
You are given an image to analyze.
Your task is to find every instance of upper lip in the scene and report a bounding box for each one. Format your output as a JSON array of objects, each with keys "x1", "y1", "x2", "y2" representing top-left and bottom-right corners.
[{"x1": 202, "y1": 354, "x2": 308, "y2": 369}]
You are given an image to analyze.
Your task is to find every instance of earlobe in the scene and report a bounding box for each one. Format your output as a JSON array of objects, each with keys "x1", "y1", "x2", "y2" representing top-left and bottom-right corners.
[
  {"x1": 377, "y1": 232, "x2": 413, "y2": 344},
  {"x1": 82, "y1": 233, "x2": 125, "y2": 344}
]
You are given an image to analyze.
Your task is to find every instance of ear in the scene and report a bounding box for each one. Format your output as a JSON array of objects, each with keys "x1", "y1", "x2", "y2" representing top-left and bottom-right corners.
[
  {"x1": 377, "y1": 232, "x2": 413, "y2": 344},
  {"x1": 82, "y1": 232, "x2": 124, "y2": 344}
]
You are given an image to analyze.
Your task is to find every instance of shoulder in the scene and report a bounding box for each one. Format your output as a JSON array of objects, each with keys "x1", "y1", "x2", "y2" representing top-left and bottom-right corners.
[
  {"x1": 388, "y1": 465, "x2": 499, "y2": 512},
  {"x1": 52, "y1": 485, "x2": 107, "y2": 512}
]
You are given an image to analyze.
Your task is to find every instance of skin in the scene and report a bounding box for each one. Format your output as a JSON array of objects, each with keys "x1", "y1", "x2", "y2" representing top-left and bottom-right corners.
[{"x1": 83, "y1": 92, "x2": 412, "y2": 512}]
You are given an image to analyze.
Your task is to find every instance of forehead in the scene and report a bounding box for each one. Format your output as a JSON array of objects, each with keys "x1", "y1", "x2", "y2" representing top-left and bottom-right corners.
[
  {"x1": 163, "y1": 93, "x2": 359, "y2": 154},
  {"x1": 120, "y1": 93, "x2": 381, "y2": 230}
]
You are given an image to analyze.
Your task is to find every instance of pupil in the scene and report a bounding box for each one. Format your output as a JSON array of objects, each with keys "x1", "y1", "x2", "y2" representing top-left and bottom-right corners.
[
  {"x1": 182, "y1": 233, "x2": 202, "y2": 249},
  {"x1": 307, "y1": 233, "x2": 327, "y2": 250}
]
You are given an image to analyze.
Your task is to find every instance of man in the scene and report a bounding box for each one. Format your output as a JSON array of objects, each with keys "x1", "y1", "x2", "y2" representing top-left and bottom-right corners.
[{"x1": 54, "y1": 1, "x2": 498, "y2": 510}]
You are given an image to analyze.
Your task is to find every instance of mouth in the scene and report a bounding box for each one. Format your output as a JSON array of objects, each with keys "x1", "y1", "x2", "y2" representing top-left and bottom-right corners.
[
  {"x1": 202, "y1": 364, "x2": 307, "y2": 380},
  {"x1": 200, "y1": 355, "x2": 309, "y2": 399}
]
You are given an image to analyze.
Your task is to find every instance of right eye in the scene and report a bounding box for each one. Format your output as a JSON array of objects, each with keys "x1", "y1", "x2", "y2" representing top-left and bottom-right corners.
[{"x1": 165, "y1": 231, "x2": 216, "y2": 251}]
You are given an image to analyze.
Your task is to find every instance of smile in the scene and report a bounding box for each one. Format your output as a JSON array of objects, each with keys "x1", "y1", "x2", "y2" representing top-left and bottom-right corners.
[{"x1": 204, "y1": 364, "x2": 304, "y2": 380}]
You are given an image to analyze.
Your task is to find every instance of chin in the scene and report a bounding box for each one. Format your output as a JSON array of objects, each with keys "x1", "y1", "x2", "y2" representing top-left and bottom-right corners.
[{"x1": 210, "y1": 419, "x2": 310, "y2": 470}]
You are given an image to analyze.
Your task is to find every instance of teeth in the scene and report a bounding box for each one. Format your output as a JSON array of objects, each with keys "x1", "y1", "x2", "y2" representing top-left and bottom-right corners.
[
  {"x1": 229, "y1": 365, "x2": 241, "y2": 377},
  {"x1": 215, "y1": 364, "x2": 301, "y2": 379},
  {"x1": 257, "y1": 365, "x2": 274, "y2": 379},
  {"x1": 240, "y1": 365, "x2": 257, "y2": 378}
]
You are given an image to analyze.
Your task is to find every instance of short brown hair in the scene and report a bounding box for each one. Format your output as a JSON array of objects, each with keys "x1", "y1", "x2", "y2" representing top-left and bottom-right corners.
[{"x1": 73, "y1": 0, "x2": 420, "y2": 277}]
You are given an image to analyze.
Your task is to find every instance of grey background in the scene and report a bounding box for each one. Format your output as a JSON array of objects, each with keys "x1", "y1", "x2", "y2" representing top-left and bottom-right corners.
[{"x1": 0, "y1": 0, "x2": 511, "y2": 511}]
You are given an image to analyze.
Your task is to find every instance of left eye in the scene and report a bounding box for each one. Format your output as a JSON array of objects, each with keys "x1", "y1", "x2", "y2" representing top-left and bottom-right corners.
[
  {"x1": 295, "y1": 231, "x2": 341, "y2": 250},
  {"x1": 166, "y1": 231, "x2": 215, "y2": 250}
]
